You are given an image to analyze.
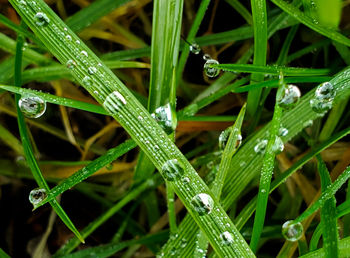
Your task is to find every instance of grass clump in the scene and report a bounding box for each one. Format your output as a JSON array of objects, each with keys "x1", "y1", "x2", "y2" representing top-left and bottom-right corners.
[{"x1": 0, "y1": 0, "x2": 350, "y2": 257}]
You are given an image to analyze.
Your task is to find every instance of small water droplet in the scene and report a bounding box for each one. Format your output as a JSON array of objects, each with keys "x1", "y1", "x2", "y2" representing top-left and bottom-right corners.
[
  {"x1": 204, "y1": 59, "x2": 220, "y2": 78},
  {"x1": 103, "y1": 91, "x2": 127, "y2": 115},
  {"x1": 220, "y1": 231, "x2": 234, "y2": 245},
  {"x1": 272, "y1": 136, "x2": 284, "y2": 154},
  {"x1": 82, "y1": 76, "x2": 92, "y2": 86},
  {"x1": 254, "y1": 139, "x2": 268, "y2": 154},
  {"x1": 282, "y1": 220, "x2": 303, "y2": 241},
  {"x1": 191, "y1": 193, "x2": 214, "y2": 215},
  {"x1": 76, "y1": 40, "x2": 80, "y2": 44},
  {"x1": 190, "y1": 43, "x2": 200, "y2": 54},
  {"x1": 277, "y1": 84, "x2": 301, "y2": 109},
  {"x1": 151, "y1": 103, "x2": 177, "y2": 134},
  {"x1": 180, "y1": 238, "x2": 188, "y2": 248},
  {"x1": 183, "y1": 177, "x2": 190, "y2": 184},
  {"x1": 161, "y1": 159, "x2": 185, "y2": 181},
  {"x1": 65, "y1": 35, "x2": 72, "y2": 41},
  {"x1": 279, "y1": 127, "x2": 289, "y2": 137},
  {"x1": 303, "y1": 119, "x2": 313, "y2": 127},
  {"x1": 29, "y1": 188, "x2": 47, "y2": 205},
  {"x1": 66, "y1": 59, "x2": 76, "y2": 69},
  {"x1": 81, "y1": 50, "x2": 88, "y2": 57},
  {"x1": 88, "y1": 66, "x2": 97, "y2": 74},
  {"x1": 34, "y1": 12, "x2": 50, "y2": 26},
  {"x1": 203, "y1": 54, "x2": 211, "y2": 60},
  {"x1": 19, "y1": 94, "x2": 46, "y2": 118}
]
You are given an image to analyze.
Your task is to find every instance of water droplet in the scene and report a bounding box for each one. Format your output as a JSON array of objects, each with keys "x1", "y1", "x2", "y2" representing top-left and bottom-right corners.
[
  {"x1": 203, "y1": 54, "x2": 211, "y2": 60},
  {"x1": 65, "y1": 35, "x2": 72, "y2": 41},
  {"x1": 151, "y1": 103, "x2": 177, "y2": 134},
  {"x1": 303, "y1": 119, "x2": 313, "y2": 127},
  {"x1": 191, "y1": 193, "x2": 214, "y2": 215},
  {"x1": 29, "y1": 188, "x2": 47, "y2": 205},
  {"x1": 183, "y1": 177, "x2": 190, "y2": 184},
  {"x1": 180, "y1": 238, "x2": 188, "y2": 248},
  {"x1": 190, "y1": 43, "x2": 200, "y2": 54},
  {"x1": 310, "y1": 82, "x2": 335, "y2": 113},
  {"x1": 282, "y1": 220, "x2": 303, "y2": 241},
  {"x1": 18, "y1": 94, "x2": 46, "y2": 118},
  {"x1": 105, "y1": 163, "x2": 113, "y2": 170},
  {"x1": 161, "y1": 159, "x2": 185, "y2": 181},
  {"x1": 310, "y1": 98, "x2": 333, "y2": 113},
  {"x1": 81, "y1": 50, "x2": 88, "y2": 57},
  {"x1": 103, "y1": 91, "x2": 127, "y2": 115},
  {"x1": 34, "y1": 12, "x2": 50, "y2": 26},
  {"x1": 82, "y1": 76, "x2": 92, "y2": 87},
  {"x1": 277, "y1": 85, "x2": 301, "y2": 110},
  {"x1": 76, "y1": 40, "x2": 80, "y2": 44},
  {"x1": 66, "y1": 59, "x2": 76, "y2": 69},
  {"x1": 272, "y1": 136, "x2": 284, "y2": 154},
  {"x1": 279, "y1": 127, "x2": 289, "y2": 137},
  {"x1": 220, "y1": 231, "x2": 234, "y2": 245},
  {"x1": 254, "y1": 139, "x2": 268, "y2": 154},
  {"x1": 218, "y1": 128, "x2": 242, "y2": 150},
  {"x1": 204, "y1": 59, "x2": 220, "y2": 78},
  {"x1": 88, "y1": 66, "x2": 97, "y2": 74}
]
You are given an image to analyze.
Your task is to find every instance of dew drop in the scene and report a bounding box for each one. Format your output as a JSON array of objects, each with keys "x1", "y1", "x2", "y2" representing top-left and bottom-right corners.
[
  {"x1": 310, "y1": 98, "x2": 333, "y2": 113},
  {"x1": 66, "y1": 59, "x2": 76, "y2": 69},
  {"x1": 219, "y1": 128, "x2": 242, "y2": 150},
  {"x1": 151, "y1": 103, "x2": 177, "y2": 134},
  {"x1": 191, "y1": 193, "x2": 214, "y2": 215},
  {"x1": 82, "y1": 76, "x2": 92, "y2": 87},
  {"x1": 254, "y1": 139, "x2": 268, "y2": 154},
  {"x1": 183, "y1": 177, "x2": 190, "y2": 184},
  {"x1": 190, "y1": 43, "x2": 200, "y2": 54},
  {"x1": 315, "y1": 82, "x2": 335, "y2": 101},
  {"x1": 88, "y1": 66, "x2": 97, "y2": 74},
  {"x1": 277, "y1": 84, "x2": 301, "y2": 110},
  {"x1": 103, "y1": 91, "x2": 127, "y2": 115},
  {"x1": 105, "y1": 163, "x2": 113, "y2": 170},
  {"x1": 81, "y1": 50, "x2": 88, "y2": 57},
  {"x1": 279, "y1": 127, "x2": 289, "y2": 137},
  {"x1": 220, "y1": 231, "x2": 234, "y2": 245},
  {"x1": 272, "y1": 136, "x2": 284, "y2": 154},
  {"x1": 203, "y1": 54, "x2": 211, "y2": 61},
  {"x1": 282, "y1": 220, "x2": 303, "y2": 241},
  {"x1": 34, "y1": 12, "x2": 50, "y2": 26},
  {"x1": 18, "y1": 94, "x2": 46, "y2": 118},
  {"x1": 65, "y1": 35, "x2": 72, "y2": 41},
  {"x1": 161, "y1": 159, "x2": 185, "y2": 181},
  {"x1": 29, "y1": 188, "x2": 47, "y2": 205},
  {"x1": 204, "y1": 59, "x2": 220, "y2": 78}
]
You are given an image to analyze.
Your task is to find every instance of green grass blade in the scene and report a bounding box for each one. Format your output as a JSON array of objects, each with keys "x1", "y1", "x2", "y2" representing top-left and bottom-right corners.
[
  {"x1": 213, "y1": 64, "x2": 330, "y2": 76},
  {"x1": 270, "y1": 0, "x2": 350, "y2": 47},
  {"x1": 299, "y1": 236, "x2": 350, "y2": 258},
  {"x1": 0, "y1": 123, "x2": 24, "y2": 155},
  {"x1": 10, "y1": 0, "x2": 254, "y2": 256},
  {"x1": 246, "y1": 0, "x2": 267, "y2": 117},
  {"x1": 0, "y1": 248, "x2": 11, "y2": 258},
  {"x1": 33, "y1": 139, "x2": 136, "y2": 209},
  {"x1": 250, "y1": 83, "x2": 283, "y2": 252},
  {"x1": 13, "y1": 29, "x2": 84, "y2": 243},
  {"x1": 316, "y1": 155, "x2": 339, "y2": 258}
]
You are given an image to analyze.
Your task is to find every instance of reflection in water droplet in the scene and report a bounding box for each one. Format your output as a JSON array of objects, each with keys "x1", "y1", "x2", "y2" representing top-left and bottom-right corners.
[
  {"x1": 161, "y1": 159, "x2": 185, "y2": 181},
  {"x1": 151, "y1": 103, "x2": 177, "y2": 134},
  {"x1": 310, "y1": 82, "x2": 335, "y2": 113},
  {"x1": 190, "y1": 43, "x2": 200, "y2": 54},
  {"x1": 254, "y1": 139, "x2": 268, "y2": 154},
  {"x1": 277, "y1": 84, "x2": 301, "y2": 110},
  {"x1": 282, "y1": 220, "x2": 303, "y2": 241},
  {"x1": 103, "y1": 91, "x2": 127, "y2": 115},
  {"x1": 34, "y1": 12, "x2": 50, "y2": 26},
  {"x1": 19, "y1": 94, "x2": 46, "y2": 118},
  {"x1": 204, "y1": 59, "x2": 220, "y2": 78},
  {"x1": 29, "y1": 188, "x2": 47, "y2": 205},
  {"x1": 220, "y1": 231, "x2": 234, "y2": 245},
  {"x1": 191, "y1": 193, "x2": 214, "y2": 215}
]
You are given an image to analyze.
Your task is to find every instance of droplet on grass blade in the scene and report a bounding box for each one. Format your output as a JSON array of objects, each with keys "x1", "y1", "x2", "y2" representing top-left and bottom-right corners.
[
  {"x1": 29, "y1": 188, "x2": 47, "y2": 206},
  {"x1": 282, "y1": 220, "x2": 303, "y2": 241},
  {"x1": 204, "y1": 58, "x2": 220, "y2": 78},
  {"x1": 279, "y1": 127, "x2": 289, "y2": 137},
  {"x1": 220, "y1": 231, "x2": 234, "y2": 245},
  {"x1": 310, "y1": 82, "x2": 335, "y2": 113},
  {"x1": 151, "y1": 103, "x2": 177, "y2": 134},
  {"x1": 103, "y1": 91, "x2": 127, "y2": 115},
  {"x1": 161, "y1": 159, "x2": 185, "y2": 181},
  {"x1": 34, "y1": 12, "x2": 50, "y2": 26},
  {"x1": 254, "y1": 139, "x2": 268, "y2": 154},
  {"x1": 277, "y1": 84, "x2": 301, "y2": 110},
  {"x1": 88, "y1": 66, "x2": 97, "y2": 75},
  {"x1": 191, "y1": 193, "x2": 214, "y2": 215},
  {"x1": 66, "y1": 59, "x2": 76, "y2": 69},
  {"x1": 19, "y1": 94, "x2": 46, "y2": 118},
  {"x1": 218, "y1": 128, "x2": 242, "y2": 150},
  {"x1": 272, "y1": 136, "x2": 284, "y2": 154},
  {"x1": 190, "y1": 43, "x2": 200, "y2": 54}
]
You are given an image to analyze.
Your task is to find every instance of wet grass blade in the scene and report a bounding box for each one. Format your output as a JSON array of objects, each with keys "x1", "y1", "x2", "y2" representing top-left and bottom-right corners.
[
  {"x1": 299, "y1": 236, "x2": 350, "y2": 258},
  {"x1": 316, "y1": 155, "x2": 339, "y2": 258}
]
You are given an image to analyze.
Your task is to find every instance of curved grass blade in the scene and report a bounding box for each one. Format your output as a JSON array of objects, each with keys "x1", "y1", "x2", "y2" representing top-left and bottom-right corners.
[
  {"x1": 299, "y1": 236, "x2": 350, "y2": 258},
  {"x1": 10, "y1": 0, "x2": 254, "y2": 256},
  {"x1": 270, "y1": 0, "x2": 350, "y2": 47},
  {"x1": 14, "y1": 30, "x2": 84, "y2": 243},
  {"x1": 212, "y1": 64, "x2": 330, "y2": 76},
  {"x1": 316, "y1": 155, "x2": 339, "y2": 257}
]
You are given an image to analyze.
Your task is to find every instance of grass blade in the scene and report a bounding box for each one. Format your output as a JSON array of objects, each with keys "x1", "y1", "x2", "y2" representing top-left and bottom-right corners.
[{"x1": 299, "y1": 236, "x2": 350, "y2": 258}]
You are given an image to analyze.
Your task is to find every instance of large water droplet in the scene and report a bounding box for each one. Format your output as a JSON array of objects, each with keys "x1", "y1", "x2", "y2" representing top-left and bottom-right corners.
[
  {"x1": 191, "y1": 193, "x2": 214, "y2": 215},
  {"x1": 34, "y1": 12, "x2": 50, "y2": 26},
  {"x1": 272, "y1": 136, "x2": 284, "y2": 154},
  {"x1": 277, "y1": 85, "x2": 301, "y2": 110},
  {"x1": 151, "y1": 103, "x2": 177, "y2": 134},
  {"x1": 190, "y1": 43, "x2": 200, "y2": 54},
  {"x1": 220, "y1": 231, "x2": 234, "y2": 245},
  {"x1": 204, "y1": 59, "x2": 220, "y2": 78},
  {"x1": 103, "y1": 91, "x2": 127, "y2": 115},
  {"x1": 254, "y1": 139, "x2": 268, "y2": 154},
  {"x1": 19, "y1": 94, "x2": 46, "y2": 118},
  {"x1": 310, "y1": 82, "x2": 335, "y2": 113},
  {"x1": 282, "y1": 220, "x2": 303, "y2": 241},
  {"x1": 161, "y1": 159, "x2": 185, "y2": 181},
  {"x1": 29, "y1": 188, "x2": 47, "y2": 205}
]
